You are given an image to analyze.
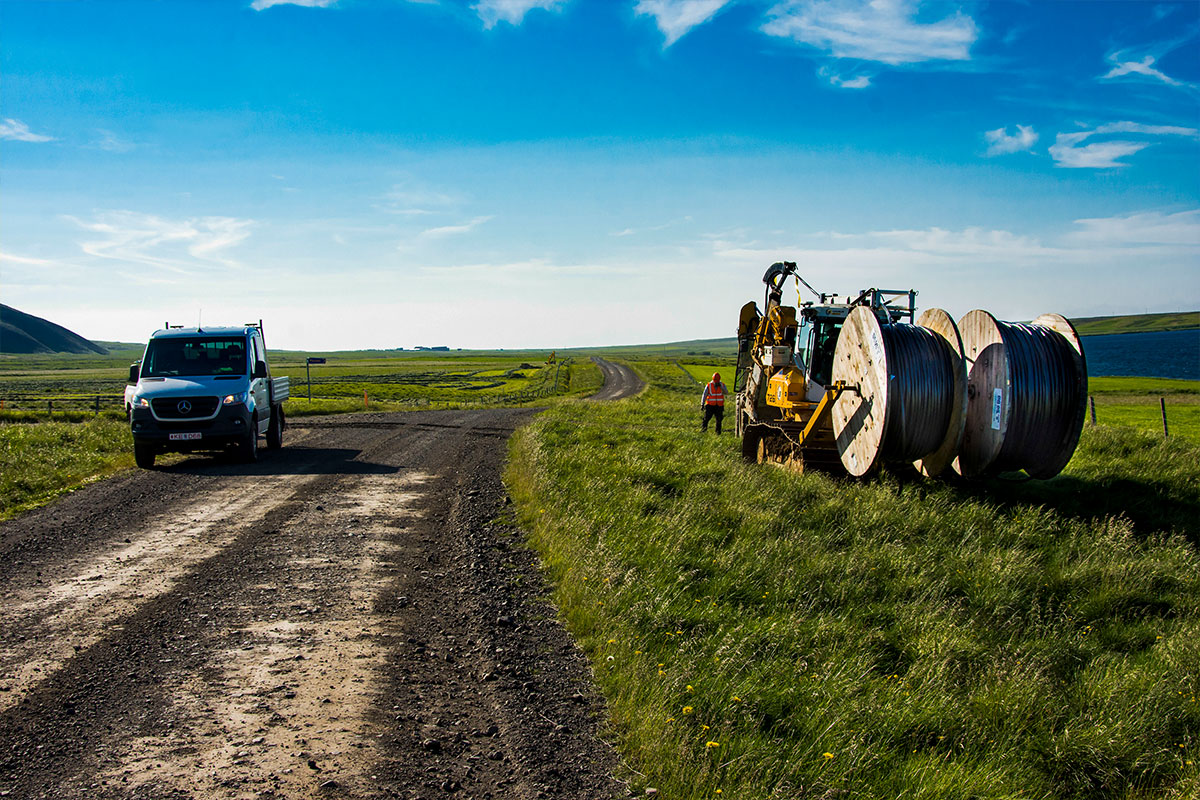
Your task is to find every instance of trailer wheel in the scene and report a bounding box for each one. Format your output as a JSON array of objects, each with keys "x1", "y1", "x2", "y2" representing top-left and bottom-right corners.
[
  {"x1": 134, "y1": 442, "x2": 156, "y2": 469},
  {"x1": 267, "y1": 406, "x2": 284, "y2": 449}
]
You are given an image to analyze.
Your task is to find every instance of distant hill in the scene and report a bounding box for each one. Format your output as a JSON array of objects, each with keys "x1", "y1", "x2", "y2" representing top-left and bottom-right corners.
[
  {"x1": 0, "y1": 305, "x2": 109, "y2": 355},
  {"x1": 1072, "y1": 311, "x2": 1199, "y2": 336}
]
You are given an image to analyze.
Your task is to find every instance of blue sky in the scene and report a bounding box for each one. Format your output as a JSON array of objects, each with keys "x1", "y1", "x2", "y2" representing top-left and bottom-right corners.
[{"x1": 2, "y1": 0, "x2": 1198, "y2": 350}]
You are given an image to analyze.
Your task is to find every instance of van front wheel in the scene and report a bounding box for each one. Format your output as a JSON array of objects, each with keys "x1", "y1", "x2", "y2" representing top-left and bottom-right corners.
[
  {"x1": 134, "y1": 442, "x2": 156, "y2": 469},
  {"x1": 241, "y1": 419, "x2": 259, "y2": 463}
]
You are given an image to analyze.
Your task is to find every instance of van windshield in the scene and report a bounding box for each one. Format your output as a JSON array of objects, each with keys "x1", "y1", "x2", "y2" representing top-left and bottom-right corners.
[{"x1": 143, "y1": 337, "x2": 248, "y2": 377}]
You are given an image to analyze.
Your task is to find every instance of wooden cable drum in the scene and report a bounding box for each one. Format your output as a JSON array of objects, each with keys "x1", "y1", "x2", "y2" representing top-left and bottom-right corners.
[
  {"x1": 831, "y1": 306, "x2": 963, "y2": 477},
  {"x1": 913, "y1": 308, "x2": 968, "y2": 478},
  {"x1": 955, "y1": 310, "x2": 1087, "y2": 479}
]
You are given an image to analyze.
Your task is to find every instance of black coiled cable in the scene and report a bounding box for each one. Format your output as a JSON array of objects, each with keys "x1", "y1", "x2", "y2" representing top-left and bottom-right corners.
[
  {"x1": 993, "y1": 321, "x2": 1086, "y2": 473},
  {"x1": 879, "y1": 323, "x2": 957, "y2": 461}
]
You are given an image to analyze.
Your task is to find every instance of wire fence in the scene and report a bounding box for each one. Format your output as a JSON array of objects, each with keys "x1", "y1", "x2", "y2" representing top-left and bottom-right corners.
[{"x1": 0, "y1": 395, "x2": 127, "y2": 416}]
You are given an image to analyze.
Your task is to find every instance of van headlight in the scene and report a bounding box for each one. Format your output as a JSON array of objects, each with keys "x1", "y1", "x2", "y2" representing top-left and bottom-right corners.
[
  {"x1": 133, "y1": 395, "x2": 150, "y2": 408},
  {"x1": 223, "y1": 392, "x2": 248, "y2": 405}
]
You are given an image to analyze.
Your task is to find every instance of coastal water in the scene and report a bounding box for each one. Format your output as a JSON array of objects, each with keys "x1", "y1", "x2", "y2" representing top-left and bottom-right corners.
[{"x1": 1080, "y1": 329, "x2": 1200, "y2": 380}]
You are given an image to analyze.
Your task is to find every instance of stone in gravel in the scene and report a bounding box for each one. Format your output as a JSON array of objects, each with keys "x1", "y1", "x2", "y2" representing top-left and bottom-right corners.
[{"x1": 421, "y1": 738, "x2": 441, "y2": 753}]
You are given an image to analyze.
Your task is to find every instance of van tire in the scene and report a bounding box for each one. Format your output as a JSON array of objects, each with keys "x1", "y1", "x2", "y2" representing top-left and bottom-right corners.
[
  {"x1": 134, "y1": 442, "x2": 156, "y2": 469},
  {"x1": 267, "y1": 407, "x2": 284, "y2": 449},
  {"x1": 241, "y1": 419, "x2": 259, "y2": 463}
]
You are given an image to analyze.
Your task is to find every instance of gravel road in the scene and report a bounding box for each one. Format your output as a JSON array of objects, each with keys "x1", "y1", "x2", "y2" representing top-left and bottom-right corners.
[
  {"x1": 0, "y1": 405, "x2": 626, "y2": 799},
  {"x1": 586, "y1": 359, "x2": 643, "y2": 402}
]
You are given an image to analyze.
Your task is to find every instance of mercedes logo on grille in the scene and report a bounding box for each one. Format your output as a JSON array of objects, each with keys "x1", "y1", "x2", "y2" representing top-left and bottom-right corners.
[{"x1": 177, "y1": 400, "x2": 193, "y2": 414}]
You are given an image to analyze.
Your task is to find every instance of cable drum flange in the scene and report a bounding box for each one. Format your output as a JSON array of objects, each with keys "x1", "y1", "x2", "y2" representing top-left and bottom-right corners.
[
  {"x1": 831, "y1": 306, "x2": 962, "y2": 477},
  {"x1": 913, "y1": 308, "x2": 968, "y2": 478},
  {"x1": 955, "y1": 310, "x2": 1087, "y2": 479}
]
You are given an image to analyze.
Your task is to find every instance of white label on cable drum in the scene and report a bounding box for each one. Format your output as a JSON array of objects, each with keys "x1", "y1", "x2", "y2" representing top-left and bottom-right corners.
[
  {"x1": 991, "y1": 388, "x2": 1003, "y2": 431},
  {"x1": 869, "y1": 328, "x2": 884, "y2": 365}
]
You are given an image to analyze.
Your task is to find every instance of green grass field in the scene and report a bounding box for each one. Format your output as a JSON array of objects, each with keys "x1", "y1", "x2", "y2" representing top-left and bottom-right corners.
[
  {"x1": 506, "y1": 366, "x2": 1200, "y2": 799},
  {"x1": 0, "y1": 348, "x2": 589, "y2": 418}
]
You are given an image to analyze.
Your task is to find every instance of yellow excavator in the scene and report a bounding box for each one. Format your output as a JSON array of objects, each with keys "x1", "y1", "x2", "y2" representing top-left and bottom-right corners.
[
  {"x1": 735, "y1": 261, "x2": 1087, "y2": 480},
  {"x1": 735, "y1": 261, "x2": 916, "y2": 472}
]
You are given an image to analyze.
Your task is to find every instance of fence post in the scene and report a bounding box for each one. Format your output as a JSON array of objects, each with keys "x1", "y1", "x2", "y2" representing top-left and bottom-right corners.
[
  {"x1": 1161, "y1": 397, "x2": 1169, "y2": 438},
  {"x1": 48, "y1": 400, "x2": 53, "y2": 416},
  {"x1": 95, "y1": 396, "x2": 101, "y2": 416},
  {"x1": 1089, "y1": 396, "x2": 1096, "y2": 425}
]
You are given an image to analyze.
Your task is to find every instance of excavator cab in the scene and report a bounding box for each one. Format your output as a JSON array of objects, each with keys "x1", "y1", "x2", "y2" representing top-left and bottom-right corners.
[{"x1": 798, "y1": 311, "x2": 844, "y2": 389}]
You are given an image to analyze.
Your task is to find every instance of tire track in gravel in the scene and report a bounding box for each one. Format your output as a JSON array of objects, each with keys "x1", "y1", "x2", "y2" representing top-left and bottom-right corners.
[{"x1": 0, "y1": 408, "x2": 623, "y2": 800}]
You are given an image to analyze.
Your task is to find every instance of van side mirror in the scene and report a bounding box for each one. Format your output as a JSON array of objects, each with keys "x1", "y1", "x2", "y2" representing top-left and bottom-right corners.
[
  {"x1": 128, "y1": 362, "x2": 140, "y2": 383},
  {"x1": 254, "y1": 361, "x2": 268, "y2": 379}
]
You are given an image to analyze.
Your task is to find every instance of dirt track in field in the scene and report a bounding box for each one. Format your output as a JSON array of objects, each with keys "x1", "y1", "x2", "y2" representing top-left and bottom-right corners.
[
  {"x1": 586, "y1": 359, "x2": 643, "y2": 402},
  {"x1": 0, "y1": 387, "x2": 637, "y2": 798}
]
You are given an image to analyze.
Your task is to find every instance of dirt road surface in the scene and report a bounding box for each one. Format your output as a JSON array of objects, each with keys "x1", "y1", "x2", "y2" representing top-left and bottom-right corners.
[
  {"x1": 0, "y1": 407, "x2": 625, "y2": 800},
  {"x1": 586, "y1": 359, "x2": 643, "y2": 402}
]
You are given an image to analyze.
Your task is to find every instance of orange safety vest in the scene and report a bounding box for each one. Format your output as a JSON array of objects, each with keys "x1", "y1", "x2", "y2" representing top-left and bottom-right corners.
[{"x1": 704, "y1": 381, "x2": 725, "y2": 406}]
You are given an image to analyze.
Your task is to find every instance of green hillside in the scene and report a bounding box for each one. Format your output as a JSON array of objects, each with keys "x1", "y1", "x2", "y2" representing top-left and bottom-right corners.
[{"x1": 1072, "y1": 311, "x2": 1199, "y2": 336}]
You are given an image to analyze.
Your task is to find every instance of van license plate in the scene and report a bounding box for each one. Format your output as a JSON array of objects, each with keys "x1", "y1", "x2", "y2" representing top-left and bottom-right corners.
[{"x1": 169, "y1": 432, "x2": 202, "y2": 441}]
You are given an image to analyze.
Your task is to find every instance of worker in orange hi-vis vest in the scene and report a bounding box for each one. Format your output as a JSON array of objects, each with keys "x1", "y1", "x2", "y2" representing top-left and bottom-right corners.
[{"x1": 700, "y1": 372, "x2": 728, "y2": 434}]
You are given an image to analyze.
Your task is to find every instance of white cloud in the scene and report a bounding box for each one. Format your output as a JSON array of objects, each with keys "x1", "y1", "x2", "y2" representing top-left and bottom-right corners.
[
  {"x1": 419, "y1": 258, "x2": 637, "y2": 280},
  {"x1": 819, "y1": 66, "x2": 872, "y2": 88},
  {"x1": 984, "y1": 124, "x2": 1038, "y2": 156},
  {"x1": 68, "y1": 211, "x2": 255, "y2": 271},
  {"x1": 94, "y1": 129, "x2": 135, "y2": 153},
  {"x1": 250, "y1": 0, "x2": 336, "y2": 10},
  {"x1": 418, "y1": 215, "x2": 494, "y2": 238},
  {"x1": 0, "y1": 251, "x2": 57, "y2": 268},
  {"x1": 1102, "y1": 53, "x2": 1184, "y2": 87},
  {"x1": 609, "y1": 216, "x2": 692, "y2": 237},
  {"x1": 1049, "y1": 121, "x2": 1199, "y2": 168},
  {"x1": 700, "y1": 212, "x2": 1198, "y2": 323},
  {"x1": 377, "y1": 181, "x2": 461, "y2": 216},
  {"x1": 635, "y1": 0, "x2": 734, "y2": 47},
  {"x1": 762, "y1": 0, "x2": 977, "y2": 65},
  {"x1": 0, "y1": 118, "x2": 55, "y2": 143},
  {"x1": 474, "y1": 0, "x2": 566, "y2": 29},
  {"x1": 1066, "y1": 209, "x2": 1200, "y2": 246}
]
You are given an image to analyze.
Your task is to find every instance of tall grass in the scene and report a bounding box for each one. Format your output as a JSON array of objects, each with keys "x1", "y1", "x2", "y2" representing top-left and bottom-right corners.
[
  {"x1": 0, "y1": 418, "x2": 134, "y2": 519},
  {"x1": 507, "y1": 382, "x2": 1200, "y2": 798}
]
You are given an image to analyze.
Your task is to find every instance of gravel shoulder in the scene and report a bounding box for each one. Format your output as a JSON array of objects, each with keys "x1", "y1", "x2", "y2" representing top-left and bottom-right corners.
[{"x1": 0, "y1": 408, "x2": 623, "y2": 799}]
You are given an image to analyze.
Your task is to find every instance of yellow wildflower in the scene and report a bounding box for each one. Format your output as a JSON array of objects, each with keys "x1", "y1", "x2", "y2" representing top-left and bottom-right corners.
[
  {"x1": 682, "y1": 706, "x2": 694, "y2": 714},
  {"x1": 705, "y1": 741, "x2": 720, "y2": 749},
  {"x1": 823, "y1": 752, "x2": 834, "y2": 759}
]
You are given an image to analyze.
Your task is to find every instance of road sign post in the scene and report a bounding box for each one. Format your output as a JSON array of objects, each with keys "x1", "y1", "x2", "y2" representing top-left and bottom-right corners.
[{"x1": 306, "y1": 357, "x2": 326, "y2": 401}]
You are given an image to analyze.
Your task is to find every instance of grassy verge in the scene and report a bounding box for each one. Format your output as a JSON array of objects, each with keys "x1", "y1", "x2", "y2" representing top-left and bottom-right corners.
[
  {"x1": 0, "y1": 418, "x2": 134, "y2": 520},
  {"x1": 507, "y1": 383, "x2": 1200, "y2": 798},
  {"x1": 1088, "y1": 377, "x2": 1199, "y2": 441}
]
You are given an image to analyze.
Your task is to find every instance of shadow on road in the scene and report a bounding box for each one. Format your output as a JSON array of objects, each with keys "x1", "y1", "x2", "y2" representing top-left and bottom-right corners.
[{"x1": 157, "y1": 446, "x2": 400, "y2": 477}]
